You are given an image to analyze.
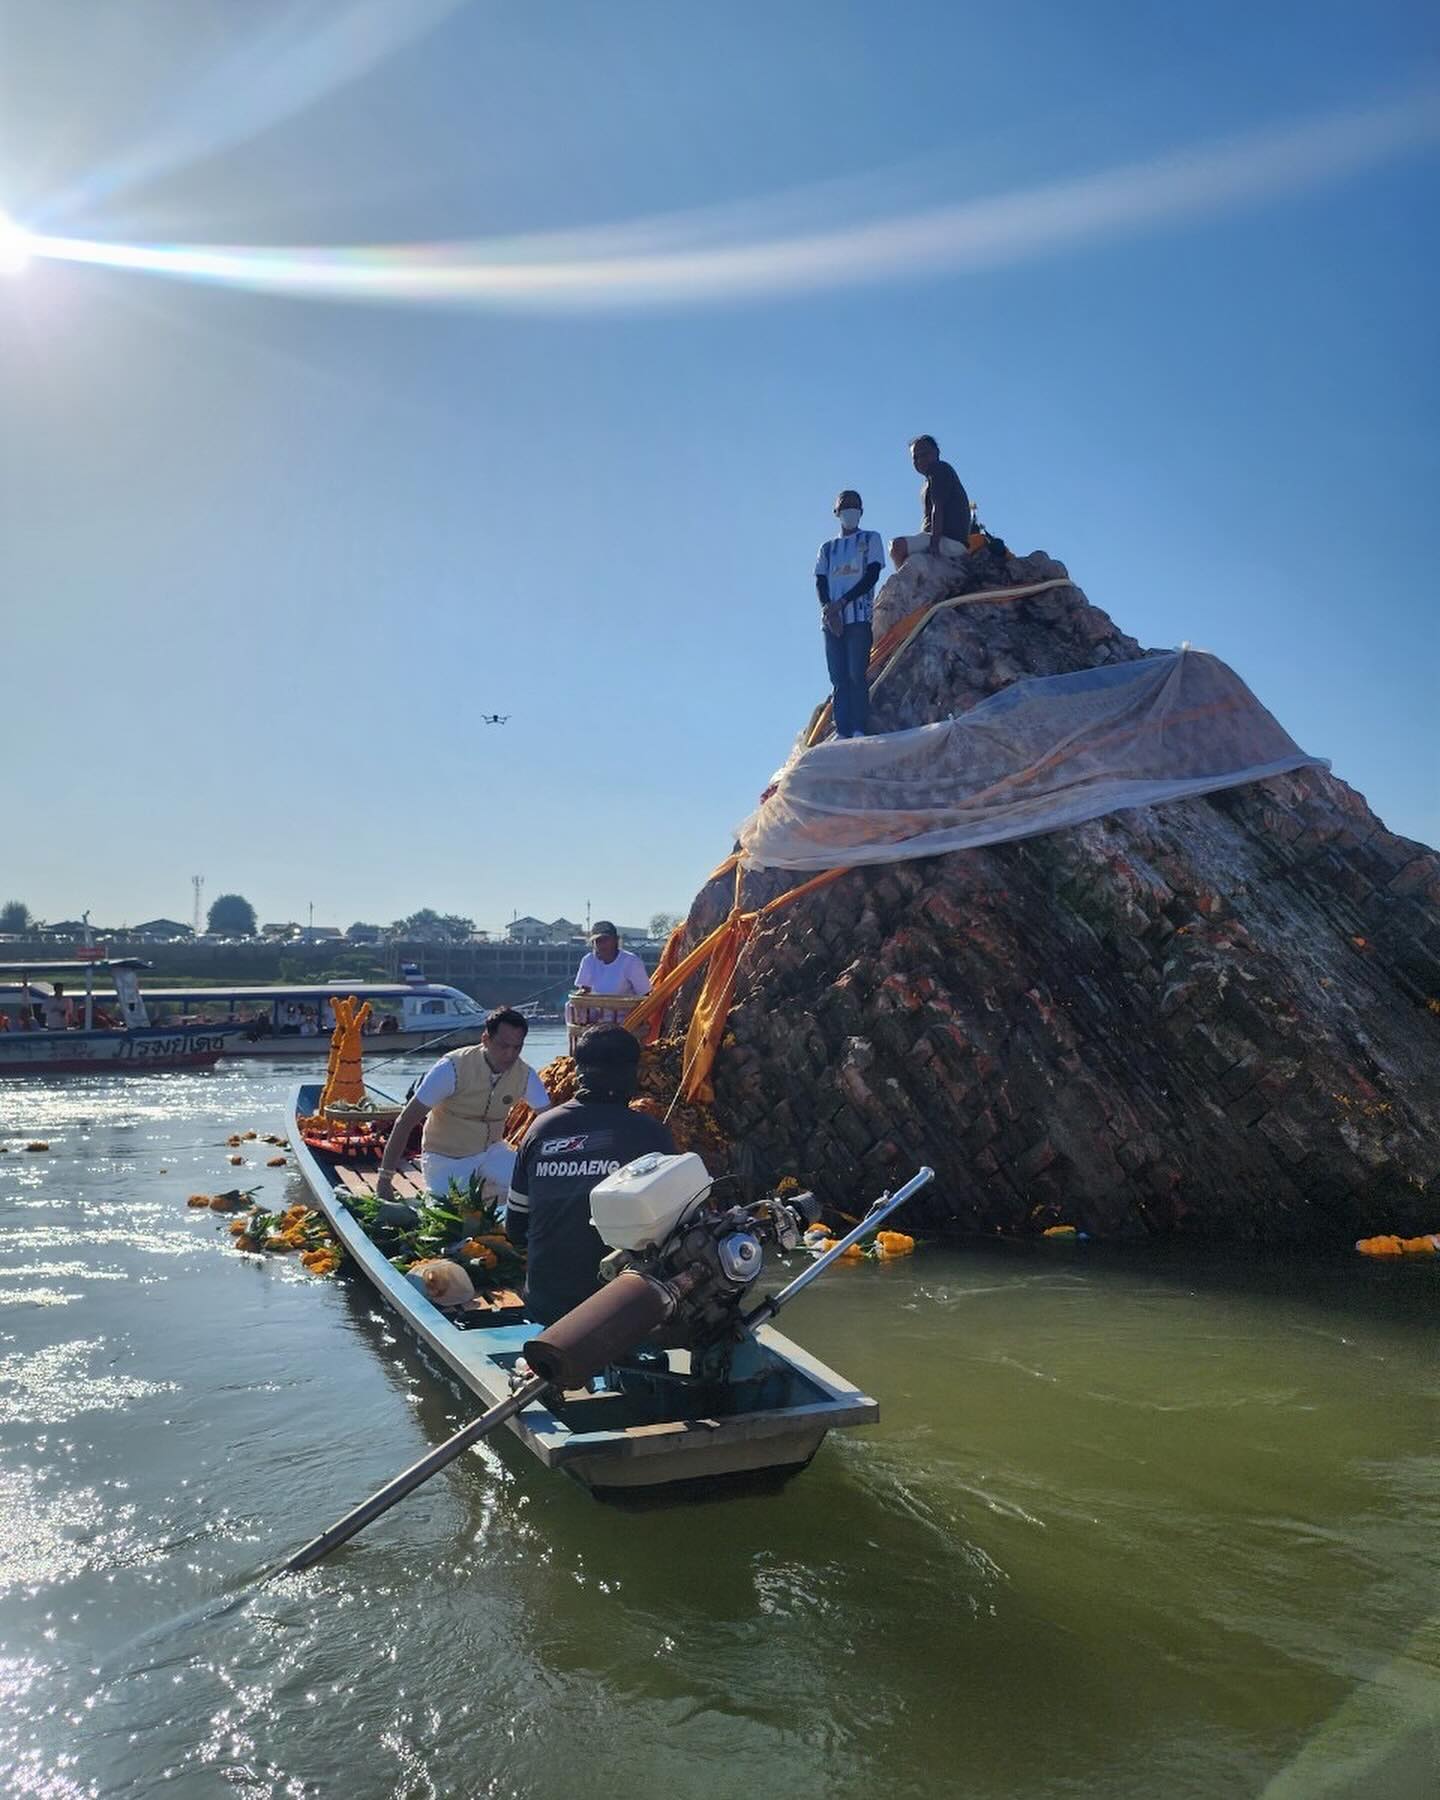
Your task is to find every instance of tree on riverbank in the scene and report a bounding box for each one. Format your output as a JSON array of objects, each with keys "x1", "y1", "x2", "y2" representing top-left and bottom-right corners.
[
  {"x1": 0, "y1": 900, "x2": 31, "y2": 933},
  {"x1": 206, "y1": 893, "x2": 258, "y2": 936},
  {"x1": 389, "y1": 909, "x2": 474, "y2": 943}
]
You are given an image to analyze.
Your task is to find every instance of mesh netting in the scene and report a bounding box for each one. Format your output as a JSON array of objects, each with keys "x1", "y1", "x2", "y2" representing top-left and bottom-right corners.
[{"x1": 739, "y1": 650, "x2": 1327, "y2": 871}]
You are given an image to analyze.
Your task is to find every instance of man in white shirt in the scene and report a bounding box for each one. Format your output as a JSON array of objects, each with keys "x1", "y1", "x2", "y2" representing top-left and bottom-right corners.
[
  {"x1": 375, "y1": 1007, "x2": 551, "y2": 1204},
  {"x1": 573, "y1": 922, "x2": 651, "y2": 999},
  {"x1": 42, "y1": 983, "x2": 75, "y2": 1030},
  {"x1": 815, "y1": 488, "x2": 886, "y2": 739}
]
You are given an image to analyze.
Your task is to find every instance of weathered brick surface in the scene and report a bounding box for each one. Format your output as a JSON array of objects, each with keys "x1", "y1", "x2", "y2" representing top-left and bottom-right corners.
[{"x1": 669, "y1": 554, "x2": 1440, "y2": 1242}]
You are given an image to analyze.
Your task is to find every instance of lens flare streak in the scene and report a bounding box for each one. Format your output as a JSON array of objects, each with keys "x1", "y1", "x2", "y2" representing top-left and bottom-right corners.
[{"x1": 14, "y1": 88, "x2": 1440, "y2": 312}]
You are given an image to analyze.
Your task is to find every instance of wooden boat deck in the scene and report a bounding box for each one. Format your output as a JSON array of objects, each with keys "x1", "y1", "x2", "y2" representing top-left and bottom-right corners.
[{"x1": 327, "y1": 1153, "x2": 525, "y2": 1317}]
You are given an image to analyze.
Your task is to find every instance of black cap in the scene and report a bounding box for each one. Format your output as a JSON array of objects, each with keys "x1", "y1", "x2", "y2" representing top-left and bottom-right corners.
[
  {"x1": 590, "y1": 920, "x2": 618, "y2": 939},
  {"x1": 834, "y1": 489, "x2": 862, "y2": 511},
  {"x1": 574, "y1": 1025, "x2": 641, "y2": 1069}
]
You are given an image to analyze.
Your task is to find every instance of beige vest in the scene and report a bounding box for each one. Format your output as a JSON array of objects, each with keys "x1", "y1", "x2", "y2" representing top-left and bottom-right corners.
[{"x1": 421, "y1": 1046, "x2": 534, "y2": 1161}]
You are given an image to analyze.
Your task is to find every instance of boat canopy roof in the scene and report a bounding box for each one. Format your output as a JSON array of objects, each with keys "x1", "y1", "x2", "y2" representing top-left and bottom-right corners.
[
  {"x1": 97, "y1": 981, "x2": 481, "y2": 1004},
  {"x1": 0, "y1": 957, "x2": 151, "y2": 977}
]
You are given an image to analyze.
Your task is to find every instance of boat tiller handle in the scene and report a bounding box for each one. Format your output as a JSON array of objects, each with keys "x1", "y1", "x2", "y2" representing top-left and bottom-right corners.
[{"x1": 742, "y1": 1165, "x2": 935, "y2": 1329}]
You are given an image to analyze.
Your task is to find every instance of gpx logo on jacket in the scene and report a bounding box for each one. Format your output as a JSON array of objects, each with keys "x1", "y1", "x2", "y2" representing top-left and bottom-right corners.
[{"x1": 539, "y1": 1134, "x2": 589, "y2": 1157}]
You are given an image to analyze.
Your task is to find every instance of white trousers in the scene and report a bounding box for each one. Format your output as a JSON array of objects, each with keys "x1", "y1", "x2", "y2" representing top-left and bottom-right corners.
[
  {"x1": 420, "y1": 1142, "x2": 518, "y2": 1204},
  {"x1": 896, "y1": 534, "x2": 970, "y2": 561}
]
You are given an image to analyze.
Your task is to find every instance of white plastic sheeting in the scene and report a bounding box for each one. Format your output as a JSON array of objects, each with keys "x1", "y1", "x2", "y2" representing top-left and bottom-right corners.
[{"x1": 739, "y1": 649, "x2": 1328, "y2": 871}]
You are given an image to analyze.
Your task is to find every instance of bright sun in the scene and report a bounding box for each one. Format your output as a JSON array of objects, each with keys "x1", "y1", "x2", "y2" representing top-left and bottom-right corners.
[{"x1": 0, "y1": 213, "x2": 34, "y2": 276}]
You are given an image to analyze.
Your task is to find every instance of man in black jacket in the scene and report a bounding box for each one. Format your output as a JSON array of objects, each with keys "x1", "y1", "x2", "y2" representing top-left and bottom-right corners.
[
  {"x1": 890, "y1": 434, "x2": 973, "y2": 569},
  {"x1": 505, "y1": 1026, "x2": 675, "y2": 1326}
]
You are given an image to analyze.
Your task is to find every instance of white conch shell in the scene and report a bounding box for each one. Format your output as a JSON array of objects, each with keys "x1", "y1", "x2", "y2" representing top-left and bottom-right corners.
[{"x1": 410, "y1": 1258, "x2": 476, "y2": 1308}]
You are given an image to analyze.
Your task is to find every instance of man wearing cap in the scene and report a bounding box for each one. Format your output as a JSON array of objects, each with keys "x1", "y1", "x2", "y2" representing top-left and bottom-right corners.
[
  {"x1": 573, "y1": 923, "x2": 651, "y2": 999},
  {"x1": 374, "y1": 1007, "x2": 550, "y2": 1204},
  {"x1": 815, "y1": 488, "x2": 886, "y2": 740},
  {"x1": 506, "y1": 1025, "x2": 676, "y2": 1326}
]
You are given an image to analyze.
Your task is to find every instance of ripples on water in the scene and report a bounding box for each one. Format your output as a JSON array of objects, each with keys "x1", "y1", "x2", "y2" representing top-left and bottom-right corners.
[{"x1": 0, "y1": 1050, "x2": 1436, "y2": 1798}]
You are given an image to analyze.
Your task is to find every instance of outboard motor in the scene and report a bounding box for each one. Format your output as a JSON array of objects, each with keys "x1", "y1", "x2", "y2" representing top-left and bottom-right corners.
[{"x1": 523, "y1": 1153, "x2": 819, "y2": 1391}]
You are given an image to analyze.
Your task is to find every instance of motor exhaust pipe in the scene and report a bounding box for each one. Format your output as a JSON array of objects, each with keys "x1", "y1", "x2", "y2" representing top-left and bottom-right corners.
[{"x1": 523, "y1": 1271, "x2": 673, "y2": 1390}]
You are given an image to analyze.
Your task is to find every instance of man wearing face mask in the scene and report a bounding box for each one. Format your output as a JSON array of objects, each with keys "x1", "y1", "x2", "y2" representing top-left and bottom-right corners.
[{"x1": 815, "y1": 488, "x2": 886, "y2": 740}]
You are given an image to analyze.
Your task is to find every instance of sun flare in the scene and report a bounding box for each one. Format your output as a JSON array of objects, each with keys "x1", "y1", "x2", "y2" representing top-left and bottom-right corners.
[{"x1": 0, "y1": 212, "x2": 34, "y2": 276}]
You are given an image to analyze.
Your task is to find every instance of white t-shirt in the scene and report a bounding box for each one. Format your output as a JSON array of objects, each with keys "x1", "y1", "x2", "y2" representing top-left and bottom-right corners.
[
  {"x1": 415, "y1": 1056, "x2": 550, "y2": 1110},
  {"x1": 816, "y1": 529, "x2": 886, "y2": 626},
  {"x1": 573, "y1": 948, "x2": 651, "y2": 996}
]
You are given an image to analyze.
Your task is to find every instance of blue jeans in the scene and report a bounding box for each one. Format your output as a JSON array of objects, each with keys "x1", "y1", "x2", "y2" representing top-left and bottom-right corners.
[{"x1": 825, "y1": 621, "x2": 872, "y2": 738}]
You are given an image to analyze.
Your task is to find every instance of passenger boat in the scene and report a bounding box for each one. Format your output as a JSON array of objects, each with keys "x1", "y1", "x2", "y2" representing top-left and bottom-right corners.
[
  {"x1": 289, "y1": 1081, "x2": 883, "y2": 1499},
  {"x1": 0, "y1": 958, "x2": 243, "y2": 1076},
  {"x1": 91, "y1": 977, "x2": 492, "y2": 1057}
]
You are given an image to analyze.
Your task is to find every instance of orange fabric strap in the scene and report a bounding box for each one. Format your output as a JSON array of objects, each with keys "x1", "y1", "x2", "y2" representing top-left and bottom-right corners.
[
  {"x1": 676, "y1": 863, "x2": 850, "y2": 1102},
  {"x1": 806, "y1": 578, "x2": 1070, "y2": 746}
]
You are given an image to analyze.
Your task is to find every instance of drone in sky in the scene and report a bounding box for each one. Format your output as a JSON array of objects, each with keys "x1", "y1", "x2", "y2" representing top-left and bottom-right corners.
[{"x1": 480, "y1": 714, "x2": 510, "y2": 725}]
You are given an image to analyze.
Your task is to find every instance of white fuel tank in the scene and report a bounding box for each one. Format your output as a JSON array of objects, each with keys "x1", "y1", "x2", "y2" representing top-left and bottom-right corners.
[{"x1": 589, "y1": 1152, "x2": 713, "y2": 1252}]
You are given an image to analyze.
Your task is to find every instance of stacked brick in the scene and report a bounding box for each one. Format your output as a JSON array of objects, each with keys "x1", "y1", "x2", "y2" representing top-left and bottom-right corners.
[{"x1": 669, "y1": 551, "x2": 1440, "y2": 1241}]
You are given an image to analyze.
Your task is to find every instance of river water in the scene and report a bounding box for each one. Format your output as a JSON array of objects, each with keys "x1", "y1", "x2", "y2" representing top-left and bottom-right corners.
[{"x1": 1, "y1": 1039, "x2": 1436, "y2": 1799}]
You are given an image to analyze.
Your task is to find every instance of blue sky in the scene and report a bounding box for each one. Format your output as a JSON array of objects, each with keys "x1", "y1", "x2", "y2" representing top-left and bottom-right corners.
[{"x1": 1, "y1": 0, "x2": 1436, "y2": 934}]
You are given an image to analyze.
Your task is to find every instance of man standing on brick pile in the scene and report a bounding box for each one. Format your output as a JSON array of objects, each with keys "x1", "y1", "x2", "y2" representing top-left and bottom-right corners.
[{"x1": 815, "y1": 487, "x2": 886, "y2": 740}]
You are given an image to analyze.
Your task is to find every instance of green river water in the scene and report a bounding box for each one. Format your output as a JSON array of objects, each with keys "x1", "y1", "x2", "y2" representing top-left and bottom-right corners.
[{"x1": 1, "y1": 1039, "x2": 1436, "y2": 1798}]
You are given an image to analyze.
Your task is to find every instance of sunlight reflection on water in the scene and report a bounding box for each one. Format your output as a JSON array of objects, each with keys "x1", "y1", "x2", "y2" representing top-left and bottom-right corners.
[{"x1": 0, "y1": 1053, "x2": 1435, "y2": 1798}]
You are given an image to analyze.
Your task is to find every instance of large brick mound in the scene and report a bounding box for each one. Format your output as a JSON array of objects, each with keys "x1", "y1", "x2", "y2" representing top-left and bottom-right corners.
[{"x1": 664, "y1": 548, "x2": 1440, "y2": 1241}]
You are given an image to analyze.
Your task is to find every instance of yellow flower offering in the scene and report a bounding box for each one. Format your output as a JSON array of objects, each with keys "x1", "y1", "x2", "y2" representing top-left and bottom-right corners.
[
  {"x1": 187, "y1": 1194, "x2": 212, "y2": 1208},
  {"x1": 876, "y1": 1231, "x2": 915, "y2": 1255},
  {"x1": 1356, "y1": 1235, "x2": 1403, "y2": 1256}
]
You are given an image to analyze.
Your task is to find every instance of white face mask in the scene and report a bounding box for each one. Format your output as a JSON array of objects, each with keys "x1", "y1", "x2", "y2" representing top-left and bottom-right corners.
[{"x1": 837, "y1": 508, "x2": 861, "y2": 533}]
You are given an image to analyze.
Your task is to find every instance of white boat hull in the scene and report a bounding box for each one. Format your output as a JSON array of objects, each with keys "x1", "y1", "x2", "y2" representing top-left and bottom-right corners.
[
  {"x1": 215, "y1": 1025, "x2": 488, "y2": 1058},
  {"x1": 0, "y1": 1024, "x2": 239, "y2": 1076}
]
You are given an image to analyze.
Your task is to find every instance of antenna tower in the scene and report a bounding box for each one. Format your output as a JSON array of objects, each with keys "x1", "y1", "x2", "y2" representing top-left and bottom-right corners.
[{"x1": 192, "y1": 875, "x2": 205, "y2": 935}]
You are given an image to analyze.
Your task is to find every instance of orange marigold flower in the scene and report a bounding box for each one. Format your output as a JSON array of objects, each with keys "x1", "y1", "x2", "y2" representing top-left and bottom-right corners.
[
  {"x1": 187, "y1": 1194, "x2": 213, "y2": 1208},
  {"x1": 1356, "y1": 1235, "x2": 1403, "y2": 1256}
]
